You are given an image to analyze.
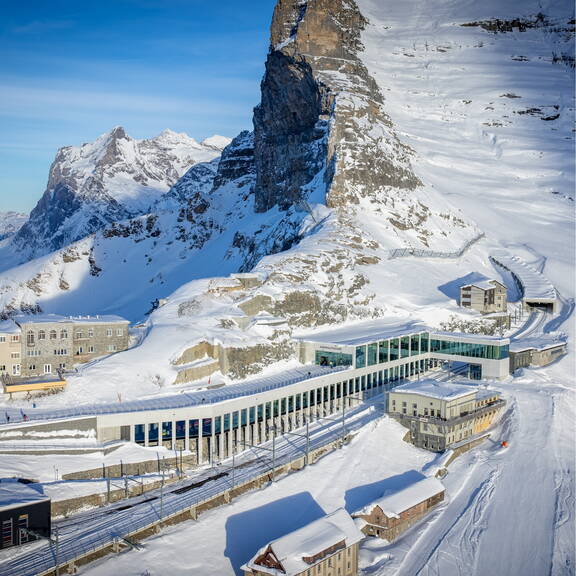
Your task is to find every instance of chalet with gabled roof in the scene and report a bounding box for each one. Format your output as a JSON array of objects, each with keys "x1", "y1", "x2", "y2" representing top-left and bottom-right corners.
[
  {"x1": 242, "y1": 508, "x2": 364, "y2": 576},
  {"x1": 352, "y1": 476, "x2": 445, "y2": 542}
]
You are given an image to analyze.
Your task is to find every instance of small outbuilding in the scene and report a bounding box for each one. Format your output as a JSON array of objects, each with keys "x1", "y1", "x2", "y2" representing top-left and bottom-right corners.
[
  {"x1": 509, "y1": 337, "x2": 568, "y2": 372},
  {"x1": 0, "y1": 479, "x2": 51, "y2": 549},
  {"x1": 242, "y1": 508, "x2": 364, "y2": 576},
  {"x1": 352, "y1": 476, "x2": 445, "y2": 542}
]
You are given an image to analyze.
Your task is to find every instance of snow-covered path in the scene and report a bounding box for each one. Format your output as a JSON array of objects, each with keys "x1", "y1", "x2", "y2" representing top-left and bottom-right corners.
[{"x1": 375, "y1": 370, "x2": 575, "y2": 576}]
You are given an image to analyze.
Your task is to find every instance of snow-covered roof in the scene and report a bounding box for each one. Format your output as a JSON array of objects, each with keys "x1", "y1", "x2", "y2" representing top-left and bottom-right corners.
[
  {"x1": 354, "y1": 476, "x2": 444, "y2": 519},
  {"x1": 296, "y1": 319, "x2": 429, "y2": 347},
  {"x1": 476, "y1": 388, "x2": 501, "y2": 401},
  {"x1": 0, "y1": 480, "x2": 50, "y2": 512},
  {"x1": 461, "y1": 279, "x2": 503, "y2": 291},
  {"x1": 431, "y1": 331, "x2": 509, "y2": 345},
  {"x1": 390, "y1": 379, "x2": 477, "y2": 401},
  {"x1": 14, "y1": 314, "x2": 128, "y2": 325},
  {"x1": 243, "y1": 509, "x2": 364, "y2": 576},
  {"x1": 510, "y1": 335, "x2": 567, "y2": 353},
  {"x1": 491, "y1": 253, "x2": 556, "y2": 301},
  {"x1": 0, "y1": 319, "x2": 20, "y2": 334},
  {"x1": 208, "y1": 278, "x2": 243, "y2": 289}
]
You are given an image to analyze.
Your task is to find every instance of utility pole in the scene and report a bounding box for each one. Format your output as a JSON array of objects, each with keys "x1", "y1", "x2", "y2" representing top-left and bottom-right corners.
[
  {"x1": 160, "y1": 468, "x2": 164, "y2": 523},
  {"x1": 305, "y1": 421, "x2": 310, "y2": 466},
  {"x1": 231, "y1": 444, "x2": 236, "y2": 492},
  {"x1": 53, "y1": 525, "x2": 60, "y2": 576},
  {"x1": 272, "y1": 426, "x2": 276, "y2": 482}
]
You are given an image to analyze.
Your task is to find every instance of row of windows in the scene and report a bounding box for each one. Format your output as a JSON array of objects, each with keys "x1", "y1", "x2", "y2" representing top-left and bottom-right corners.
[
  {"x1": 135, "y1": 359, "x2": 432, "y2": 444},
  {"x1": 26, "y1": 327, "x2": 124, "y2": 345},
  {"x1": 0, "y1": 335, "x2": 20, "y2": 343},
  {"x1": 430, "y1": 339, "x2": 509, "y2": 360},
  {"x1": 356, "y1": 334, "x2": 430, "y2": 368}
]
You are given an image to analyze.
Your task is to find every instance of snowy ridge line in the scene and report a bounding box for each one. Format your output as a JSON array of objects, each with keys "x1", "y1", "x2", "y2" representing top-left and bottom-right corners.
[
  {"x1": 0, "y1": 399, "x2": 382, "y2": 576},
  {"x1": 490, "y1": 252, "x2": 557, "y2": 301},
  {"x1": 0, "y1": 365, "x2": 349, "y2": 426},
  {"x1": 388, "y1": 233, "x2": 484, "y2": 260}
]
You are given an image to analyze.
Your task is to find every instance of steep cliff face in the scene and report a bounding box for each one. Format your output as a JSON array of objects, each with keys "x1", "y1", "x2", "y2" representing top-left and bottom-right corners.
[
  {"x1": 9, "y1": 127, "x2": 229, "y2": 264},
  {"x1": 252, "y1": 0, "x2": 477, "y2": 254}
]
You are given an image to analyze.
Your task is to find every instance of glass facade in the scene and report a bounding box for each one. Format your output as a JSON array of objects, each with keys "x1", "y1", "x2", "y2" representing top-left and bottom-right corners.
[
  {"x1": 315, "y1": 350, "x2": 353, "y2": 367},
  {"x1": 430, "y1": 338, "x2": 509, "y2": 359}
]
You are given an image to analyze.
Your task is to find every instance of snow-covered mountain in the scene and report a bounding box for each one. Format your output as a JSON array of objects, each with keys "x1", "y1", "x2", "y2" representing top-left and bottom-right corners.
[
  {"x1": 0, "y1": 0, "x2": 572, "y2": 373},
  {"x1": 0, "y1": 211, "x2": 27, "y2": 241},
  {"x1": 3, "y1": 127, "x2": 230, "y2": 266}
]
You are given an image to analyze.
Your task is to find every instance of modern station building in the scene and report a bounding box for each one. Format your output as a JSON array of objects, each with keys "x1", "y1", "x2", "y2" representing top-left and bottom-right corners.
[{"x1": 0, "y1": 320, "x2": 512, "y2": 468}]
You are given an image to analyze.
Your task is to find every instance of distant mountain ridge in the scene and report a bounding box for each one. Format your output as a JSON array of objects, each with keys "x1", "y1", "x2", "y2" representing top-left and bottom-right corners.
[
  {"x1": 0, "y1": 212, "x2": 27, "y2": 241},
  {"x1": 7, "y1": 127, "x2": 230, "y2": 266}
]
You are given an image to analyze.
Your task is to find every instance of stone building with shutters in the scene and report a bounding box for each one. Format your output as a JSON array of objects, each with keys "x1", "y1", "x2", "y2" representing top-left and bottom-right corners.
[
  {"x1": 242, "y1": 508, "x2": 364, "y2": 576},
  {"x1": 0, "y1": 320, "x2": 22, "y2": 378},
  {"x1": 14, "y1": 314, "x2": 129, "y2": 378},
  {"x1": 388, "y1": 379, "x2": 505, "y2": 451},
  {"x1": 352, "y1": 476, "x2": 445, "y2": 542}
]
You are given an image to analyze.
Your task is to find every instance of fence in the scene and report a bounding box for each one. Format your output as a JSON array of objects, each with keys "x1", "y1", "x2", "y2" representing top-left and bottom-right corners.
[{"x1": 388, "y1": 233, "x2": 484, "y2": 260}]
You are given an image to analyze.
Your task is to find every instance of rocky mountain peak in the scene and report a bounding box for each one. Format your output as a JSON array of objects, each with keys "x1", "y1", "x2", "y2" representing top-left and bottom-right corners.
[{"x1": 9, "y1": 127, "x2": 227, "y2": 264}]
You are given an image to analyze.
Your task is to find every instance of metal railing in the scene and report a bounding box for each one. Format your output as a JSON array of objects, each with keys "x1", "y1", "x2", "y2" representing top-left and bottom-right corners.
[{"x1": 388, "y1": 234, "x2": 484, "y2": 260}]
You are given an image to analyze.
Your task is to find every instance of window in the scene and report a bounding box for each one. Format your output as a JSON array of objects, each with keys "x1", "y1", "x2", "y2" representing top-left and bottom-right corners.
[
  {"x1": 77, "y1": 347, "x2": 83, "y2": 355},
  {"x1": 75, "y1": 331, "x2": 83, "y2": 340},
  {"x1": 0, "y1": 365, "x2": 5, "y2": 372},
  {"x1": 60, "y1": 329, "x2": 68, "y2": 339},
  {"x1": 116, "y1": 328, "x2": 123, "y2": 336},
  {"x1": 11, "y1": 335, "x2": 19, "y2": 342},
  {"x1": 49, "y1": 330, "x2": 57, "y2": 340},
  {"x1": 29, "y1": 364, "x2": 36, "y2": 371},
  {"x1": 17, "y1": 515, "x2": 28, "y2": 544},
  {"x1": 355, "y1": 346, "x2": 366, "y2": 368},
  {"x1": 26, "y1": 330, "x2": 34, "y2": 346},
  {"x1": 38, "y1": 330, "x2": 45, "y2": 340},
  {"x1": 0, "y1": 335, "x2": 5, "y2": 342},
  {"x1": 88, "y1": 346, "x2": 94, "y2": 353},
  {"x1": 43, "y1": 364, "x2": 52, "y2": 374},
  {"x1": 367, "y1": 342, "x2": 378, "y2": 366},
  {"x1": 107, "y1": 344, "x2": 117, "y2": 352},
  {"x1": 106, "y1": 328, "x2": 113, "y2": 337},
  {"x1": 12, "y1": 365, "x2": 20, "y2": 376},
  {"x1": 11, "y1": 352, "x2": 20, "y2": 359},
  {"x1": 88, "y1": 328, "x2": 94, "y2": 338},
  {"x1": 26, "y1": 350, "x2": 41, "y2": 357},
  {"x1": 315, "y1": 350, "x2": 352, "y2": 367},
  {"x1": 2, "y1": 519, "x2": 13, "y2": 547}
]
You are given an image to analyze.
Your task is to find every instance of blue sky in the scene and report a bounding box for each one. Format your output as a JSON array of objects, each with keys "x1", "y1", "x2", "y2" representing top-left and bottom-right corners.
[{"x1": 0, "y1": 0, "x2": 276, "y2": 213}]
